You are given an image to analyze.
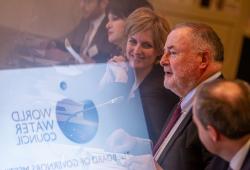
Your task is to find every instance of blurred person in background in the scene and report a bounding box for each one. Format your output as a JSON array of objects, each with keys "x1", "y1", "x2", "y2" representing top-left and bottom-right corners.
[
  {"x1": 44, "y1": 0, "x2": 116, "y2": 64},
  {"x1": 105, "y1": 0, "x2": 153, "y2": 55}
]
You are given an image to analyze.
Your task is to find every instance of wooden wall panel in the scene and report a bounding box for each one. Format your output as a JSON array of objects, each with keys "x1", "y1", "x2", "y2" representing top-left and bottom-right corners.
[{"x1": 0, "y1": 0, "x2": 81, "y2": 38}]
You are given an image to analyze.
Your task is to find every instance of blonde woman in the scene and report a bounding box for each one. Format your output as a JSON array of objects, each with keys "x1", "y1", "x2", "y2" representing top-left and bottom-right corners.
[{"x1": 100, "y1": 8, "x2": 178, "y2": 144}]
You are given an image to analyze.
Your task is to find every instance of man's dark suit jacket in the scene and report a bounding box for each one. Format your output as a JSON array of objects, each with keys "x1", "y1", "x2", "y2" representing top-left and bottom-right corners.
[
  {"x1": 206, "y1": 150, "x2": 250, "y2": 170},
  {"x1": 157, "y1": 108, "x2": 212, "y2": 170},
  {"x1": 156, "y1": 74, "x2": 225, "y2": 170},
  {"x1": 63, "y1": 15, "x2": 117, "y2": 63}
]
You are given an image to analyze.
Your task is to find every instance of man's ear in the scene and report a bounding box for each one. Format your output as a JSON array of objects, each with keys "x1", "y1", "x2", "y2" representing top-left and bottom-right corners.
[
  {"x1": 207, "y1": 125, "x2": 220, "y2": 142},
  {"x1": 199, "y1": 50, "x2": 210, "y2": 69}
]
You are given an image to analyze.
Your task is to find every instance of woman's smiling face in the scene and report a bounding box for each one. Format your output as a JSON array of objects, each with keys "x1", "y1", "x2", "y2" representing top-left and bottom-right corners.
[{"x1": 126, "y1": 30, "x2": 158, "y2": 70}]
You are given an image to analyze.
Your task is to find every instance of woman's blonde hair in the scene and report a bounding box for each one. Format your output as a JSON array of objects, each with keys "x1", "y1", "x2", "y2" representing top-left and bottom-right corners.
[{"x1": 124, "y1": 7, "x2": 170, "y2": 57}]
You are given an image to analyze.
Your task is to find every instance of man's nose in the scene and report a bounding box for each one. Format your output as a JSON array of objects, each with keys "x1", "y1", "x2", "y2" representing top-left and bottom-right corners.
[{"x1": 160, "y1": 52, "x2": 169, "y2": 67}]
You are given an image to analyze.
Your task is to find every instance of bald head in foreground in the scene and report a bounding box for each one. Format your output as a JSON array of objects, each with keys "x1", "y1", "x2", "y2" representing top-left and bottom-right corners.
[{"x1": 193, "y1": 80, "x2": 250, "y2": 170}]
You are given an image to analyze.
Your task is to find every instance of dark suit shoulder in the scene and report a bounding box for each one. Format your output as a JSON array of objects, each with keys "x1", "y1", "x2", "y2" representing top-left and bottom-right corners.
[
  {"x1": 206, "y1": 148, "x2": 250, "y2": 170},
  {"x1": 67, "y1": 18, "x2": 89, "y2": 49},
  {"x1": 205, "y1": 156, "x2": 229, "y2": 170},
  {"x1": 159, "y1": 110, "x2": 213, "y2": 170},
  {"x1": 242, "y1": 150, "x2": 250, "y2": 170}
]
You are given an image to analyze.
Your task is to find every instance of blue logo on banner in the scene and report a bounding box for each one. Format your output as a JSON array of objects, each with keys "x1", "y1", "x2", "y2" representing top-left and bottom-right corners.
[
  {"x1": 60, "y1": 81, "x2": 67, "y2": 91},
  {"x1": 56, "y1": 99, "x2": 98, "y2": 143}
]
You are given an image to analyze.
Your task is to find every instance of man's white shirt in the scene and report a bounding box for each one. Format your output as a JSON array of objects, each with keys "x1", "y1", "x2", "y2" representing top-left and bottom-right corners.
[{"x1": 230, "y1": 138, "x2": 250, "y2": 170}]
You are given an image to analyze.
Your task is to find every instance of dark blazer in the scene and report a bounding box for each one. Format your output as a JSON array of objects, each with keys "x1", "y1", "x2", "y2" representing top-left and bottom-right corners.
[
  {"x1": 241, "y1": 151, "x2": 250, "y2": 170},
  {"x1": 206, "y1": 150, "x2": 250, "y2": 170},
  {"x1": 138, "y1": 64, "x2": 179, "y2": 144},
  {"x1": 59, "y1": 15, "x2": 117, "y2": 63},
  {"x1": 157, "y1": 108, "x2": 212, "y2": 170},
  {"x1": 156, "y1": 74, "x2": 225, "y2": 170}
]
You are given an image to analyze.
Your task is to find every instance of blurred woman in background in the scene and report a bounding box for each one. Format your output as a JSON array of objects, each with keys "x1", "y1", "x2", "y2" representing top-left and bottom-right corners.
[{"x1": 105, "y1": 0, "x2": 153, "y2": 55}]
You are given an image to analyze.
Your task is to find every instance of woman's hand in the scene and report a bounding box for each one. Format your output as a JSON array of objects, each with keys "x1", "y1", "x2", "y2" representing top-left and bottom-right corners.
[{"x1": 107, "y1": 55, "x2": 128, "y2": 82}]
